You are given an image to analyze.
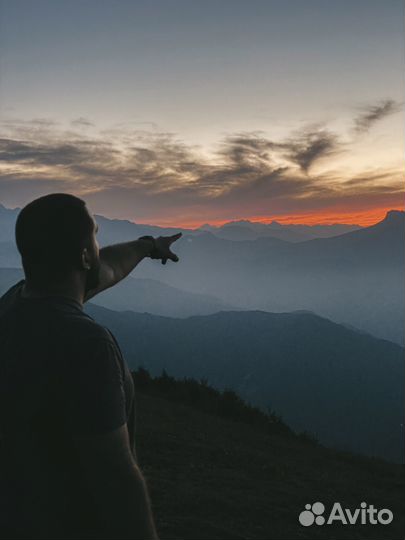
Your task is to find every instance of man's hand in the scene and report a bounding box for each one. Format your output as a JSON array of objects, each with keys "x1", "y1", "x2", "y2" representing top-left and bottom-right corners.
[
  {"x1": 83, "y1": 232, "x2": 183, "y2": 303},
  {"x1": 150, "y1": 232, "x2": 182, "y2": 265}
]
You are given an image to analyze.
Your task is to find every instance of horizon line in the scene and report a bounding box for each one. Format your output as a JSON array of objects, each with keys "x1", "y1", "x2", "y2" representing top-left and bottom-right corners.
[
  {"x1": 1, "y1": 202, "x2": 404, "y2": 230},
  {"x1": 108, "y1": 207, "x2": 404, "y2": 230}
]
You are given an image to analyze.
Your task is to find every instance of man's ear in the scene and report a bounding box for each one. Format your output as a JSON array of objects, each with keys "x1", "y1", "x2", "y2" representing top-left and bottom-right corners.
[{"x1": 81, "y1": 247, "x2": 91, "y2": 270}]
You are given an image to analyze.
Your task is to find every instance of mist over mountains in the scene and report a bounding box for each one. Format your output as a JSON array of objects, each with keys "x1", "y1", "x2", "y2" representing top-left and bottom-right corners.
[
  {"x1": 134, "y1": 210, "x2": 405, "y2": 345},
  {"x1": 0, "y1": 268, "x2": 235, "y2": 319},
  {"x1": 0, "y1": 203, "x2": 403, "y2": 344}
]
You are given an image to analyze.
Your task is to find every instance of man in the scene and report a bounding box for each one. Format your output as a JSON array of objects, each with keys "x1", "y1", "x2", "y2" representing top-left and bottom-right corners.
[{"x1": 0, "y1": 193, "x2": 182, "y2": 540}]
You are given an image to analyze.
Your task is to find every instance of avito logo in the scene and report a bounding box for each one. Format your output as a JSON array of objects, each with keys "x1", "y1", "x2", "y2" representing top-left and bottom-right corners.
[{"x1": 299, "y1": 502, "x2": 393, "y2": 527}]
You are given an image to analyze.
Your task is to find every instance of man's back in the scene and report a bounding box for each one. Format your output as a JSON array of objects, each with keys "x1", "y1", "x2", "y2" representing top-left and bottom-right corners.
[{"x1": 0, "y1": 280, "x2": 136, "y2": 539}]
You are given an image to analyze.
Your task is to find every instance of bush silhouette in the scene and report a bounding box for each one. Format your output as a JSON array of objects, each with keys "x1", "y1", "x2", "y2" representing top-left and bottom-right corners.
[{"x1": 132, "y1": 367, "x2": 292, "y2": 437}]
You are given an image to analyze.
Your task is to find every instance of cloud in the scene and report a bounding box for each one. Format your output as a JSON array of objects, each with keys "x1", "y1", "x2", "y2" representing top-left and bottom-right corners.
[
  {"x1": 0, "y1": 117, "x2": 61, "y2": 142},
  {"x1": 0, "y1": 108, "x2": 402, "y2": 224},
  {"x1": 71, "y1": 117, "x2": 94, "y2": 128},
  {"x1": 353, "y1": 99, "x2": 402, "y2": 134},
  {"x1": 0, "y1": 137, "x2": 117, "y2": 168},
  {"x1": 280, "y1": 127, "x2": 339, "y2": 173},
  {"x1": 0, "y1": 127, "x2": 320, "y2": 221}
]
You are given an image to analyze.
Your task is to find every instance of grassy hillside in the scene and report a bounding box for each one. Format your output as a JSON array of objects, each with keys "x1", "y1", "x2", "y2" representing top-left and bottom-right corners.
[{"x1": 132, "y1": 370, "x2": 404, "y2": 540}]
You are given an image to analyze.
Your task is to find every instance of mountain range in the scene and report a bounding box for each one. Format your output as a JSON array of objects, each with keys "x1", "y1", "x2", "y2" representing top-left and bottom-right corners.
[
  {"x1": 1, "y1": 266, "x2": 403, "y2": 461},
  {"x1": 0, "y1": 202, "x2": 361, "y2": 243},
  {"x1": 199, "y1": 219, "x2": 361, "y2": 242},
  {"x1": 132, "y1": 210, "x2": 405, "y2": 345},
  {"x1": 2, "y1": 200, "x2": 404, "y2": 340},
  {"x1": 83, "y1": 303, "x2": 404, "y2": 463},
  {"x1": 1, "y1": 203, "x2": 403, "y2": 344}
]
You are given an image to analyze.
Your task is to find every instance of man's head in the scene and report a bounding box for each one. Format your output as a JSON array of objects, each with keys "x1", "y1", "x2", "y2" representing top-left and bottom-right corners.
[{"x1": 15, "y1": 193, "x2": 101, "y2": 293}]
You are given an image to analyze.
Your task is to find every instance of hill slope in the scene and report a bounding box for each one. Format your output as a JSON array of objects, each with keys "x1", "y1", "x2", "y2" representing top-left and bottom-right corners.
[
  {"x1": 133, "y1": 370, "x2": 404, "y2": 540},
  {"x1": 84, "y1": 304, "x2": 405, "y2": 462},
  {"x1": 90, "y1": 275, "x2": 236, "y2": 317},
  {"x1": 0, "y1": 268, "x2": 236, "y2": 318}
]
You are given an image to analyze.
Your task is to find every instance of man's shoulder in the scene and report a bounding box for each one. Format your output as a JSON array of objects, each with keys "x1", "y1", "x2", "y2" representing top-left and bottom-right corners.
[
  {"x1": 73, "y1": 320, "x2": 117, "y2": 348},
  {"x1": 2, "y1": 278, "x2": 25, "y2": 295},
  {"x1": 65, "y1": 308, "x2": 121, "y2": 354},
  {"x1": 0, "y1": 278, "x2": 25, "y2": 301},
  {"x1": 0, "y1": 279, "x2": 25, "y2": 314},
  {"x1": 0, "y1": 279, "x2": 115, "y2": 346}
]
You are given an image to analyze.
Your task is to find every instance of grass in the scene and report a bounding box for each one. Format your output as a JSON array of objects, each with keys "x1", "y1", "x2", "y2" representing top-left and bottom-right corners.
[{"x1": 132, "y1": 370, "x2": 405, "y2": 540}]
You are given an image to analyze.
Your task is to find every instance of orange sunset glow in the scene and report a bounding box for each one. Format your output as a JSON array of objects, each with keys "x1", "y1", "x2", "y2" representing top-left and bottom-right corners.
[
  {"x1": 140, "y1": 204, "x2": 404, "y2": 229},
  {"x1": 232, "y1": 207, "x2": 405, "y2": 227}
]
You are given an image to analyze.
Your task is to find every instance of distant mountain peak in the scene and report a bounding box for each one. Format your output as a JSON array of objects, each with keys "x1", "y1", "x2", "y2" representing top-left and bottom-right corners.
[
  {"x1": 268, "y1": 220, "x2": 283, "y2": 229},
  {"x1": 383, "y1": 209, "x2": 405, "y2": 224}
]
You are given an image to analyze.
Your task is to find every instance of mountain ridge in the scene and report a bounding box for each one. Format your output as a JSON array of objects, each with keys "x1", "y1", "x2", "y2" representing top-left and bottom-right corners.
[{"x1": 83, "y1": 303, "x2": 405, "y2": 462}]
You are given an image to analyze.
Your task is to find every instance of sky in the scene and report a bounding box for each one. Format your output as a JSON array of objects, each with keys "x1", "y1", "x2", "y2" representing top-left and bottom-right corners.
[{"x1": 0, "y1": 0, "x2": 404, "y2": 227}]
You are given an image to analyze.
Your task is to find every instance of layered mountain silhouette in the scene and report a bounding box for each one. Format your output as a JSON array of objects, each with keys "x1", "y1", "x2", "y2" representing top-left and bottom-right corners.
[
  {"x1": 132, "y1": 210, "x2": 405, "y2": 344},
  {"x1": 0, "y1": 202, "x2": 403, "y2": 343},
  {"x1": 84, "y1": 303, "x2": 404, "y2": 462},
  {"x1": 89, "y1": 275, "x2": 236, "y2": 317},
  {"x1": 0, "y1": 268, "x2": 236, "y2": 318},
  {"x1": 198, "y1": 219, "x2": 361, "y2": 242},
  {"x1": 0, "y1": 202, "x2": 361, "y2": 243}
]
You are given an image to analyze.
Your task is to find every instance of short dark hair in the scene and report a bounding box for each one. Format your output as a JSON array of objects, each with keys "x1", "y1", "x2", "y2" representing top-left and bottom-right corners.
[{"x1": 15, "y1": 193, "x2": 95, "y2": 276}]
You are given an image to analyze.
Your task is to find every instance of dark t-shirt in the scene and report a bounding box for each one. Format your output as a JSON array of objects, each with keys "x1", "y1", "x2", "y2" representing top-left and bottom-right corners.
[{"x1": 0, "y1": 279, "x2": 136, "y2": 539}]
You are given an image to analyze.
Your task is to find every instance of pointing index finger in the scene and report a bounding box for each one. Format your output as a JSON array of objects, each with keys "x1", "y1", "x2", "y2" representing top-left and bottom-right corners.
[{"x1": 170, "y1": 232, "x2": 182, "y2": 242}]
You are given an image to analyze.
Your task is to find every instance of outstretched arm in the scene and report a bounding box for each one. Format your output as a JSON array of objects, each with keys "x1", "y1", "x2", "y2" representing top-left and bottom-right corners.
[{"x1": 84, "y1": 233, "x2": 182, "y2": 302}]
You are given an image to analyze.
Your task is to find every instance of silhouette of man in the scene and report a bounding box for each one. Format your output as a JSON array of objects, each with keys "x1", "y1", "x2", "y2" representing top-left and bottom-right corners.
[{"x1": 0, "y1": 193, "x2": 182, "y2": 540}]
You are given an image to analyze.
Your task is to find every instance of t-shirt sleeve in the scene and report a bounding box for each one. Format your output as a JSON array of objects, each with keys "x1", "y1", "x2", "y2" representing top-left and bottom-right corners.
[{"x1": 58, "y1": 338, "x2": 127, "y2": 435}]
